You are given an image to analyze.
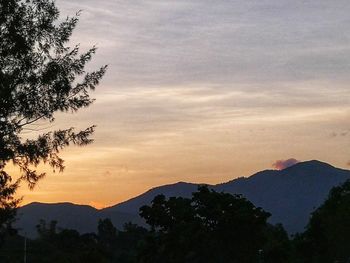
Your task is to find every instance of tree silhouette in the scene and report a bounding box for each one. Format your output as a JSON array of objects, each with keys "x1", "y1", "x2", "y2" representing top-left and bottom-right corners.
[
  {"x1": 139, "y1": 186, "x2": 276, "y2": 263},
  {"x1": 0, "y1": 172, "x2": 19, "y2": 245},
  {"x1": 30, "y1": 219, "x2": 109, "y2": 263},
  {"x1": 97, "y1": 218, "x2": 117, "y2": 246},
  {"x1": 0, "y1": 0, "x2": 106, "y2": 239},
  {"x1": 294, "y1": 179, "x2": 350, "y2": 263}
]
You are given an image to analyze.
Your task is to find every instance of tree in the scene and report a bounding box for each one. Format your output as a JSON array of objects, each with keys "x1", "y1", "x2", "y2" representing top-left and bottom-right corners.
[
  {"x1": 97, "y1": 218, "x2": 117, "y2": 246},
  {"x1": 262, "y1": 223, "x2": 291, "y2": 263},
  {"x1": 294, "y1": 179, "x2": 350, "y2": 263},
  {"x1": 0, "y1": 0, "x2": 107, "y2": 238},
  {"x1": 113, "y1": 223, "x2": 148, "y2": 263},
  {"x1": 36, "y1": 219, "x2": 58, "y2": 240},
  {"x1": 0, "y1": 171, "x2": 19, "y2": 244},
  {"x1": 30, "y1": 220, "x2": 109, "y2": 263},
  {"x1": 139, "y1": 186, "x2": 275, "y2": 263}
]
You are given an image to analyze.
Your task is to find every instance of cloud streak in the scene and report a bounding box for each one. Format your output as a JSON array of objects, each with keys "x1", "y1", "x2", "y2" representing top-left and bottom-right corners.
[
  {"x1": 17, "y1": 0, "x2": 350, "y2": 206},
  {"x1": 57, "y1": 0, "x2": 350, "y2": 88}
]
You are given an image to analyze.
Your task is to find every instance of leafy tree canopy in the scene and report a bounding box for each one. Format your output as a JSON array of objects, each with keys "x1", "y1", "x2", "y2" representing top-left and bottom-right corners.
[
  {"x1": 139, "y1": 186, "x2": 286, "y2": 263},
  {"x1": 0, "y1": 0, "x2": 106, "y2": 237},
  {"x1": 294, "y1": 179, "x2": 350, "y2": 263}
]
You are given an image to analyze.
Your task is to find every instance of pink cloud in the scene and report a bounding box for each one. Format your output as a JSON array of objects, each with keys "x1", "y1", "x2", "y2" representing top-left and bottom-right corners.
[{"x1": 273, "y1": 158, "x2": 300, "y2": 170}]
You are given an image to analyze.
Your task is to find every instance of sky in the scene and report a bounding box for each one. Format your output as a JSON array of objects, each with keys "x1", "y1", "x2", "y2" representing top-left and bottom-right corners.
[{"x1": 17, "y1": 0, "x2": 350, "y2": 209}]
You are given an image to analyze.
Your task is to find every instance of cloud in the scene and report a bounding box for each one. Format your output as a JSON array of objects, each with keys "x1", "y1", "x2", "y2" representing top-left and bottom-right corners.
[
  {"x1": 340, "y1": 131, "x2": 349, "y2": 136},
  {"x1": 35, "y1": 0, "x2": 350, "y2": 206},
  {"x1": 330, "y1": 130, "x2": 350, "y2": 138},
  {"x1": 57, "y1": 0, "x2": 350, "y2": 89},
  {"x1": 272, "y1": 158, "x2": 300, "y2": 170}
]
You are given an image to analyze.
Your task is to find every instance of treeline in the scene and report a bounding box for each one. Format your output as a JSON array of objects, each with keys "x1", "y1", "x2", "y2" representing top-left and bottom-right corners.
[{"x1": 2, "y1": 182, "x2": 350, "y2": 263}]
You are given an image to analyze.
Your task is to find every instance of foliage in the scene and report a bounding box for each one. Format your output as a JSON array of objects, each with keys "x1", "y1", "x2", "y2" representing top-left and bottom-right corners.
[
  {"x1": 138, "y1": 186, "x2": 286, "y2": 263},
  {"x1": 262, "y1": 223, "x2": 291, "y2": 263},
  {"x1": 0, "y1": 219, "x2": 148, "y2": 263},
  {"x1": 0, "y1": 0, "x2": 106, "y2": 240},
  {"x1": 0, "y1": 172, "x2": 19, "y2": 246},
  {"x1": 293, "y1": 179, "x2": 350, "y2": 263},
  {"x1": 98, "y1": 218, "x2": 117, "y2": 246}
]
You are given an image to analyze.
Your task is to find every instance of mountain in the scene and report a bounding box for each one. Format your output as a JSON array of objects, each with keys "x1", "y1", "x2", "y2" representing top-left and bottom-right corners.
[
  {"x1": 16, "y1": 202, "x2": 143, "y2": 238},
  {"x1": 16, "y1": 203, "x2": 98, "y2": 237},
  {"x1": 103, "y1": 182, "x2": 199, "y2": 215},
  {"x1": 16, "y1": 160, "x2": 350, "y2": 237},
  {"x1": 105, "y1": 160, "x2": 350, "y2": 234},
  {"x1": 215, "y1": 160, "x2": 350, "y2": 233}
]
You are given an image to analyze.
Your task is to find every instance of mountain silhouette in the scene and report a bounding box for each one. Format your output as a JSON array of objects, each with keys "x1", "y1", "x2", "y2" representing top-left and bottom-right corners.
[
  {"x1": 16, "y1": 202, "x2": 143, "y2": 238},
  {"x1": 16, "y1": 160, "x2": 350, "y2": 237},
  {"x1": 215, "y1": 160, "x2": 350, "y2": 233}
]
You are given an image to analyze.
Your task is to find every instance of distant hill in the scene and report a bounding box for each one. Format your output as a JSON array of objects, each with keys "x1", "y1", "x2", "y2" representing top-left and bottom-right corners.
[
  {"x1": 16, "y1": 160, "x2": 350, "y2": 237},
  {"x1": 104, "y1": 182, "x2": 200, "y2": 215},
  {"x1": 215, "y1": 160, "x2": 350, "y2": 233},
  {"x1": 16, "y1": 202, "x2": 143, "y2": 238}
]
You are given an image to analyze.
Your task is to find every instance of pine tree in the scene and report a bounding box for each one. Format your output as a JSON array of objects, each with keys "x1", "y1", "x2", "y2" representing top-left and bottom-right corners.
[{"x1": 0, "y1": 0, "x2": 107, "y2": 239}]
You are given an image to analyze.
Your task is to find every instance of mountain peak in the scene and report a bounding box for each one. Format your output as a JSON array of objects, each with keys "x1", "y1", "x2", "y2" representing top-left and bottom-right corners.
[{"x1": 282, "y1": 160, "x2": 337, "y2": 173}]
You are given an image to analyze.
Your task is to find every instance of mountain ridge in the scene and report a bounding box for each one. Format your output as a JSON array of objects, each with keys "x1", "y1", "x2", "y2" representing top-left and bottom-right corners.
[{"x1": 17, "y1": 160, "x2": 350, "y2": 237}]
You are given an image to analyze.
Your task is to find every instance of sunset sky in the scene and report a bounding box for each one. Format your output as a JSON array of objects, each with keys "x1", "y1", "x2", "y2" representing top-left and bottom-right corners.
[{"x1": 17, "y1": 0, "x2": 350, "y2": 209}]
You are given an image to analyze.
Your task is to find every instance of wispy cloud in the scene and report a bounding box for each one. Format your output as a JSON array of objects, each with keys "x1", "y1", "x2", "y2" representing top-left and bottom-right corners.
[
  {"x1": 18, "y1": 0, "x2": 350, "y2": 206},
  {"x1": 330, "y1": 130, "x2": 350, "y2": 138},
  {"x1": 57, "y1": 0, "x2": 350, "y2": 88}
]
